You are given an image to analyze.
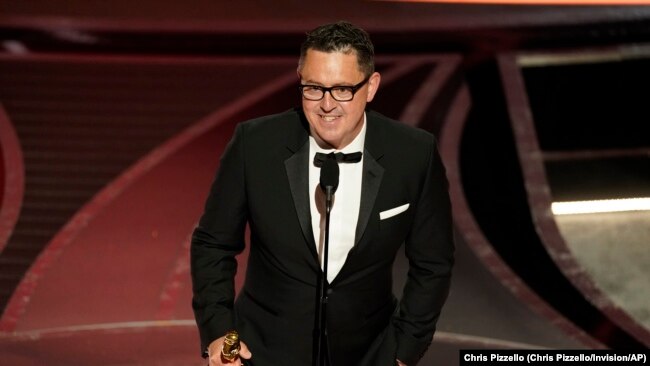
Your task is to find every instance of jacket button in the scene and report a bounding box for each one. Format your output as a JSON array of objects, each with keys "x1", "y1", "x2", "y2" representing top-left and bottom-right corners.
[{"x1": 326, "y1": 288, "x2": 333, "y2": 295}]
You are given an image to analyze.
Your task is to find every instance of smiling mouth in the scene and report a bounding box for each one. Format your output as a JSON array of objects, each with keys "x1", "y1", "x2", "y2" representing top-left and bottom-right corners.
[{"x1": 320, "y1": 115, "x2": 340, "y2": 122}]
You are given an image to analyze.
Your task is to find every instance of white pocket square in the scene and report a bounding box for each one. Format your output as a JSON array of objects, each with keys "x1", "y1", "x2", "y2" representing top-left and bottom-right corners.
[{"x1": 379, "y1": 203, "x2": 410, "y2": 220}]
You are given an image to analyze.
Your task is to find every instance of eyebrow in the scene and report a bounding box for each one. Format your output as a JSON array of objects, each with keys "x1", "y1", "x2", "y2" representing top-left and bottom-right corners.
[
  {"x1": 298, "y1": 73, "x2": 358, "y2": 87},
  {"x1": 301, "y1": 80, "x2": 357, "y2": 87}
]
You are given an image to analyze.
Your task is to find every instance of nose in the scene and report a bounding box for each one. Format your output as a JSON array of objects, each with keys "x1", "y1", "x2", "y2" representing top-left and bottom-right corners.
[{"x1": 320, "y1": 90, "x2": 337, "y2": 111}]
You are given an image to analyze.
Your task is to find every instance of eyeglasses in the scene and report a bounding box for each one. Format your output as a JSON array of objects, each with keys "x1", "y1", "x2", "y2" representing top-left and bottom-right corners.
[{"x1": 298, "y1": 76, "x2": 370, "y2": 102}]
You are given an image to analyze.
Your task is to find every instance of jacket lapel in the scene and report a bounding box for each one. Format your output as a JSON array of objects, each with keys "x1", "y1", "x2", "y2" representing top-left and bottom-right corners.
[
  {"x1": 355, "y1": 149, "x2": 384, "y2": 246},
  {"x1": 284, "y1": 112, "x2": 319, "y2": 263},
  {"x1": 354, "y1": 110, "x2": 385, "y2": 246}
]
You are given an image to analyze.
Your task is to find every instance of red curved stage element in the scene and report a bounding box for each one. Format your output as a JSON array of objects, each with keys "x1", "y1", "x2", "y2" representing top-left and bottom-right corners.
[
  {"x1": 437, "y1": 83, "x2": 604, "y2": 348},
  {"x1": 0, "y1": 104, "x2": 24, "y2": 254},
  {"x1": 0, "y1": 68, "x2": 297, "y2": 333},
  {"x1": 498, "y1": 54, "x2": 650, "y2": 347}
]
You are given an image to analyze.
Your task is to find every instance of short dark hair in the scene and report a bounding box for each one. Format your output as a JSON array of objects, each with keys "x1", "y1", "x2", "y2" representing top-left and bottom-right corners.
[{"x1": 298, "y1": 21, "x2": 375, "y2": 77}]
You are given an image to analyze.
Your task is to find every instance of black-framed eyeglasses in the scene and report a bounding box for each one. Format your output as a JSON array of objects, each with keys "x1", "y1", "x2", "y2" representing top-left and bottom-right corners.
[{"x1": 298, "y1": 76, "x2": 370, "y2": 102}]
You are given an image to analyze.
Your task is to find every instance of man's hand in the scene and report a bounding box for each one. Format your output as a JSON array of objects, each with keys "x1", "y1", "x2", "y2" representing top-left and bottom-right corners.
[{"x1": 207, "y1": 336, "x2": 252, "y2": 366}]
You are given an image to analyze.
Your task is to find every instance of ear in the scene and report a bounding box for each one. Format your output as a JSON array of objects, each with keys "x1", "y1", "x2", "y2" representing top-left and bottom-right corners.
[{"x1": 365, "y1": 72, "x2": 381, "y2": 103}]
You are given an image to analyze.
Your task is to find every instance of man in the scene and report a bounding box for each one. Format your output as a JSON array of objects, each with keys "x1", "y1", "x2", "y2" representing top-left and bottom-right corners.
[{"x1": 191, "y1": 21, "x2": 454, "y2": 366}]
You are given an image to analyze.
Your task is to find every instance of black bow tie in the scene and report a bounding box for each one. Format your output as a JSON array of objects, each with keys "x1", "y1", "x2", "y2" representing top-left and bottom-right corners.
[{"x1": 314, "y1": 151, "x2": 362, "y2": 167}]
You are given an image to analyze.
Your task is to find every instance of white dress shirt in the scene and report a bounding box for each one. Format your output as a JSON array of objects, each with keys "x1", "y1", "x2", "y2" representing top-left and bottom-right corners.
[{"x1": 309, "y1": 115, "x2": 366, "y2": 283}]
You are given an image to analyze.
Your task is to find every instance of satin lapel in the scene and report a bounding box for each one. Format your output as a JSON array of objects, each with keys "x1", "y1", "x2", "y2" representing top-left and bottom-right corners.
[
  {"x1": 355, "y1": 111, "x2": 385, "y2": 246},
  {"x1": 284, "y1": 134, "x2": 319, "y2": 262},
  {"x1": 355, "y1": 149, "x2": 384, "y2": 246}
]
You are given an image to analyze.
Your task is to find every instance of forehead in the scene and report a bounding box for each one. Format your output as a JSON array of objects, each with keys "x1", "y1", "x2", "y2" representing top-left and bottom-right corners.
[{"x1": 300, "y1": 49, "x2": 364, "y2": 83}]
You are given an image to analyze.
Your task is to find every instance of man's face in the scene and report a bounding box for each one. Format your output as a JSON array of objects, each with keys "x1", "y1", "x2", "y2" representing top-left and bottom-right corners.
[{"x1": 299, "y1": 49, "x2": 380, "y2": 150}]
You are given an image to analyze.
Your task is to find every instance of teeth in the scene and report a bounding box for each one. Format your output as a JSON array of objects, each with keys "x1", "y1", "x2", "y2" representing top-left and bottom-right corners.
[{"x1": 322, "y1": 116, "x2": 337, "y2": 122}]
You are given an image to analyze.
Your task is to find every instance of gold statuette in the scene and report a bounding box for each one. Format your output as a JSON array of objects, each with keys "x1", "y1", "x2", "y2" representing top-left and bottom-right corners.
[{"x1": 221, "y1": 330, "x2": 241, "y2": 362}]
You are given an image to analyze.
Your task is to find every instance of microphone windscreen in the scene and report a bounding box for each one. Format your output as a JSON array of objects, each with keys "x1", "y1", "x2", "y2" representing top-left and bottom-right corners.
[{"x1": 319, "y1": 156, "x2": 339, "y2": 193}]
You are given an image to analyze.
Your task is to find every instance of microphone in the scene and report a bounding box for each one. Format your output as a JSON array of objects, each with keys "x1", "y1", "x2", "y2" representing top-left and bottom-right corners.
[{"x1": 319, "y1": 155, "x2": 339, "y2": 196}]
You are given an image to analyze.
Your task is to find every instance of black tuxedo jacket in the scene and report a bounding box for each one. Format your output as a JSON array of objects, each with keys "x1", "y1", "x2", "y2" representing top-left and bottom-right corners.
[{"x1": 191, "y1": 109, "x2": 454, "y2": 366}]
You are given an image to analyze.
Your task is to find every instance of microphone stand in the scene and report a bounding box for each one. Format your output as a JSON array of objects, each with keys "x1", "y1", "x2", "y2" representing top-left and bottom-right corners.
[
  {"x1": 314, "y1": 155, "x2": 338, "y2": 366},
  {"x1": 314, "y1": 185, "x2": 333, "y2": 366}
]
